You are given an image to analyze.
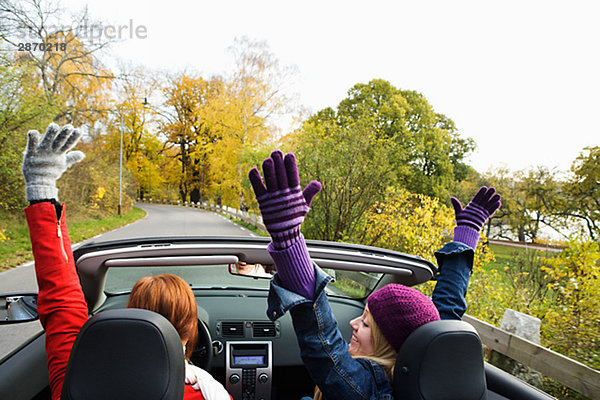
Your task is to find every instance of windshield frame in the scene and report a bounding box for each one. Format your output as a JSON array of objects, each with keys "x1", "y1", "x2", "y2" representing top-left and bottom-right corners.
[{"x1": 74, "y1": 236, "x2": 437, "y2": 312}]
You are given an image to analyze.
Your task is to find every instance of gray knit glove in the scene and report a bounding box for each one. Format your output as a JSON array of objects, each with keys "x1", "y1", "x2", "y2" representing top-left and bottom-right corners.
[{"x1": 22, "y1": 123, "x2": 85, "y2": 202}]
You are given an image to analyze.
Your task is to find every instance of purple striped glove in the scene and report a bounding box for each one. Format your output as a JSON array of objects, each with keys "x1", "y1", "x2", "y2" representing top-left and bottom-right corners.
[
  {"x1": 451, "y1": 186, "x2": 501, "y2": 250},
  {"x1": 249, "y1": 150, "x2": 322, "y2": 300},
  {"x1": 249, "y1": 150, "x2": 322, "y2": 250}
]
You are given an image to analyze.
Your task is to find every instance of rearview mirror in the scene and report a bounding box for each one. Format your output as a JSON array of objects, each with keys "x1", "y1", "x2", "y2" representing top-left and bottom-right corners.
[
  {"x1": 0, "y1": 293, "x2": 39, "y2": 324},
  {"x1": 229, "y1": 262, "x2": 274, "y2": 279}
]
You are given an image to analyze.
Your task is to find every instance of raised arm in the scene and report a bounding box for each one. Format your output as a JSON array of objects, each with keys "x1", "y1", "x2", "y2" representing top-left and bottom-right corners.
[
  {"x1": 433, "y1": 186, "x2": 501, "y2": 320},
  {"x1": 248, "y1": 150, "x2": 321, "y2": 299},
  {"x1": 22, "y1": 123, "x2": 88, "y2": 400},
  {"x1": 249, "y1": 151, "x2": 394, "y2": 399}
]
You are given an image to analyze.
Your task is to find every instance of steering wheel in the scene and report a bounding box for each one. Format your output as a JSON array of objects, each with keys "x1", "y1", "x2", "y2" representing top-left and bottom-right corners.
[{"x1": 190, "y1": 319, "x2": 213, "y2": 370}]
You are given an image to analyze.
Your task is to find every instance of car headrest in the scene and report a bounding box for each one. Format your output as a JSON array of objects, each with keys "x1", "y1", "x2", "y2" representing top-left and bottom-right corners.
[
  {"x1": 61, "y1": 308, "x2": 185, "y2": 400},
  {"x1": 393, "y1": 320, "x2": 487, "y2": 400}
]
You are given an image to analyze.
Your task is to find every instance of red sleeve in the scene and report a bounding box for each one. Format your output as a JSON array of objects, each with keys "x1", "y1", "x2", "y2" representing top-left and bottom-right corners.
[
  {"x1": 183, "y1": 385, "x2": 234, "y2": 400},
  {"x1": 25, "y1": 203, "x2": 89, "y2": 400},
  {"x1": 184, "y1": 385, "x2": 206, "y2": 399}
]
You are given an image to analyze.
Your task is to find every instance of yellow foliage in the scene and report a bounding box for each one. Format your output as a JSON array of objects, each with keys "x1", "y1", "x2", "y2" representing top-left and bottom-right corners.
[
  {"x1": 540, "y1": 239, "x2": 600, "y2": 367},
  {"x1": 0, "y1": 228, "x2": 7, "y2": 242},
  {"x1": 361, "y1": 187, "x2": 454, "y2": 262},
  {"x1": 90, "y1": 186, "x2": 106, "y2": 210},
  {"x1": 159, "y1": 39, "x2": 290, "y2": 206},
  {"x1": 94, "y1": 186, "x2": 106, "y2": 200},
  {"x1": 464, "y1": 236, "x2": 600, "y2": 369},
  {"x1": 44, "y1": 32, "x2": 113, "y2": 125},
  {"x1": 59, "y1": 140, "x2": 136, "y2": 217}
]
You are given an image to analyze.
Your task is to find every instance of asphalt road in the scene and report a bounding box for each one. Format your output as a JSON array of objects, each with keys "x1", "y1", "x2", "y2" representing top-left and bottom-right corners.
[{"x1": 0, "y1": 203, "x2": 256, "y2": 360}]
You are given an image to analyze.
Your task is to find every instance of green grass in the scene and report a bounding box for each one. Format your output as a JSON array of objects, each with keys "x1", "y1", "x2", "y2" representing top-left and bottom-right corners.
[
  {"x1": 0, "y1": 207, "x2": 146, "y2": 272},
  {"x1": 0, "y1": 212, "x2": 33, "y2": 272},
  {"x1": 330, "y1": 276, "x2": 368, "y2": 298},
  {"x1": 67, "y1": 207, "x2": 146, "y2": 243},
  {"x1": 224, "y1": 214, "x2": 269, "y2": 237},
  {"x1": 486, "y1": 243, "x2": 555, "y2": 270},
  {"x1": 487, "y1": 244, "x2": 522, "y2": 270}
]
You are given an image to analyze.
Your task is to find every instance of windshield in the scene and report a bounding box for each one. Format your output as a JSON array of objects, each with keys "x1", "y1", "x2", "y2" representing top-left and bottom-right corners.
[
  {"x1": 105, "y1": 265, "x2": 383, "y2": 300},
  {"x1": 105, "y1": 265, "x2": 268, "y2": 294}
]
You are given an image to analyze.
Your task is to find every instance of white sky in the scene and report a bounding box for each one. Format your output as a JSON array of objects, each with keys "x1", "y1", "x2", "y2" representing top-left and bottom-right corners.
[{"x1": 63, "y1": 0, "x2": 600, "y2": 174}]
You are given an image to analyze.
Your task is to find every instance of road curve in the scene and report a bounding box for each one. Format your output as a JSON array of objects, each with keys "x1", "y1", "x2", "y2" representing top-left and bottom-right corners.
[
  {"x1": 86, "y1": 203, "x2": 258, "y2": 241},
  {"x1": 0, "y1": 203, "x2": 257, "y2": 360}
]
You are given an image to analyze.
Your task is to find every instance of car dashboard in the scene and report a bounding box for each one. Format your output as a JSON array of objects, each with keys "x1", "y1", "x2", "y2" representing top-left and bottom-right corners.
[{"x1": 96, "y1": 288, "x2": 365, "y2": 399}]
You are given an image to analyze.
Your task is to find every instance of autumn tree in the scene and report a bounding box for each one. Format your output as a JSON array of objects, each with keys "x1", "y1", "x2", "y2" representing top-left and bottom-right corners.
[
  {"x1": 160, "y1": 74, "x2": 223, "y2": 203},
  {"x1": 0, "y1": 49, "x2": 57, "y2": 210},
  {"x1": 225, "y1": 37, "x2": 295, "y2": 141},
  {"x1": 58, "y1": 126, "x2": 137, "y2": 217},
  {"x1": 92, "y1": 67, "x2": 173, "y2": 200},
  {"x1": 0, "y1": 0, "x2": 114, "y2": 125},
  {"x1": 360, "y1": 187, "x2": 454, "y2": 258},
  {"x1": 204, "y1": 37, "x2": 296, "y2": 208}
]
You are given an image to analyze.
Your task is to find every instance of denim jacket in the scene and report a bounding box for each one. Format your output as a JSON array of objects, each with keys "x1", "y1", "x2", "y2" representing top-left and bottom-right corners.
[
  {"x1": 266, "y1": 241, "x2": 474, "y2": 400},
  {"x1": 432, "y1": 241, "x2": 475, "y2": 320}
]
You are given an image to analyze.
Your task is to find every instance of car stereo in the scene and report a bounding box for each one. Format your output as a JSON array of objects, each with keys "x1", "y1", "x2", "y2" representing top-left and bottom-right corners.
[{"x1": 225, "y1": 341, "x2": 272, "y2": 400}]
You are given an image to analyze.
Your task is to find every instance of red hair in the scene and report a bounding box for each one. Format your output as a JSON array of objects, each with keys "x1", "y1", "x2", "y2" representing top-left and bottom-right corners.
[{"x1": 127, "y1": 274, "x2": 198, "y2": 360}]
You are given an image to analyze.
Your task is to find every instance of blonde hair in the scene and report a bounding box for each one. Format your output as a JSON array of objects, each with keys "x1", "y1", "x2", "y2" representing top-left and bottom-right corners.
[
  {"x1": 127, "y1": 274, "x2": 198, "y2": 360},
  {"x1": 313, "y1": 311, "x2": 397, "y2": 400}
]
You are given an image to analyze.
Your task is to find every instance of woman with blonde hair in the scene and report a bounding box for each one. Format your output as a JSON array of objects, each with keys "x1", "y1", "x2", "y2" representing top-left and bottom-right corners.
[
  {"x1": 249, "y1": 150, "x2": 501, "y2": 400},
  {"x1": 311, "y1": 304, "x2": 399, "y2": 400}
]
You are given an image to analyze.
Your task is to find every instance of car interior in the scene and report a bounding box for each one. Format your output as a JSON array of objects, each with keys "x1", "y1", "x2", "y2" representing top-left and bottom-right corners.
[{"x1": 0, "y1": 236, "x2": 556, "y2": 400}]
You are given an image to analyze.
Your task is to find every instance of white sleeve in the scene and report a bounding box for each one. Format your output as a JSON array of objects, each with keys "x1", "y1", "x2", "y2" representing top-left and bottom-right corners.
[{"x1": 185, "y1": 364, "x2": 231, "y2": 400}]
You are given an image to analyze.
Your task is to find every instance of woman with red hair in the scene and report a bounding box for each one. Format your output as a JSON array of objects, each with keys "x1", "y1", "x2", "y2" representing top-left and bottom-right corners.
[
  {"x1": 128, "y1": 274, "x2": 230, "y2": 397},
  {"x1": 21, "y1": 124, "x2": 231, "y2": 400}
]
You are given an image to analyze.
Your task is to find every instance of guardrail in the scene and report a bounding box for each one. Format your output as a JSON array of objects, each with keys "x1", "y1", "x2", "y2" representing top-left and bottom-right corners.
[{"x1": 463, "y1": 314, "x2": 600, "y2": 399}]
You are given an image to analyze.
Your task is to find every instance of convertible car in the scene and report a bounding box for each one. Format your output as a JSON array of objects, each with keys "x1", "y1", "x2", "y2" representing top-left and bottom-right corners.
[{"x1": 0, "y1": 236, "x2": 555, "y2": 400}]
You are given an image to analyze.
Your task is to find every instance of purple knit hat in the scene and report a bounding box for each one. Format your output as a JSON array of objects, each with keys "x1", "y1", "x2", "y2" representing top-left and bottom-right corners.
[{"x1": 367, "y1": 284, "x2": 440, "y2": 351}]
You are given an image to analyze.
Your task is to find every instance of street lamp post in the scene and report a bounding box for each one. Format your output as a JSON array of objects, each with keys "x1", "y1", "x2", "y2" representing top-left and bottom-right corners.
[
  {"x1": 116, "y1": 98, "x2": 149, "y2": 216},
  {"x1": 118, "y1": 112, "x2": 123, "y2": 215}
]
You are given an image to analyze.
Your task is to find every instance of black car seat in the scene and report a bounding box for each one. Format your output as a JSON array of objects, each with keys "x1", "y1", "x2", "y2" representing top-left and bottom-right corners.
[
  {"x1": 61, "y1": 308, "x2": 185, "y2": 400},
  {"x1": 393, "y1": 319, "x2": 487, "y2": 400}
]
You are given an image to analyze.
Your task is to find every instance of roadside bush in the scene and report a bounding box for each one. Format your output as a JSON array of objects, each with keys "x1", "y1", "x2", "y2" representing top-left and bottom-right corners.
[
  {"x1": 469, "y1": 246, "x2": 555, "y2": 323},
  {"x1": 541, "y1": 238, "x2": 600, "y2": 369},
  {"x1": 460, "y1": 240, "x2": 599, "y2": 399},
  {"x1": 467, "y1": 239, "x2": 600, "y2": 369},
  {"x1": 359, "y1": 187, "x2": 454, "y2": 262}
]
